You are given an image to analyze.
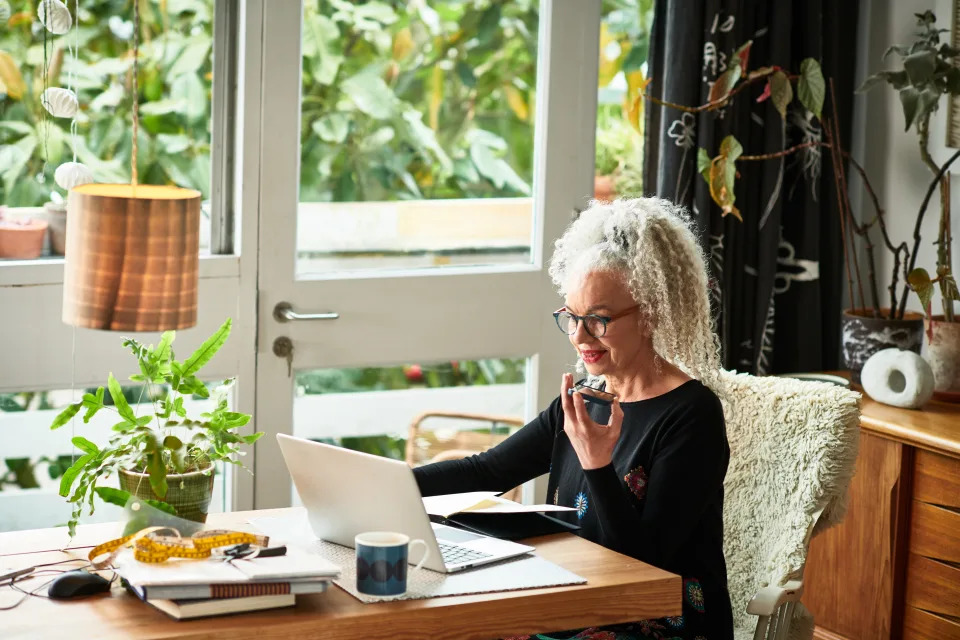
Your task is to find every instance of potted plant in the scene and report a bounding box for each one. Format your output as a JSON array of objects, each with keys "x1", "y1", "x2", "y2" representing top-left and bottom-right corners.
[
  {"x1": 49, "y1": 318, "x2": 263, "y2": 536},
  {"x1": 641, "y1": 41, "x2": 917, "y2": 381},
  {"x1": 860, "y1": 11, "x2": 960, "y2": 399},
  {"x1": 0, "y1": 206, "x2": 49, "y2": 259}
]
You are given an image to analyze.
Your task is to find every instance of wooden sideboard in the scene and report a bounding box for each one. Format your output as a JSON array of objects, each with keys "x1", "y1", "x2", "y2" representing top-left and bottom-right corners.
[{"x1": 802, "y1": 387, "x2": 960, "y2": 640}]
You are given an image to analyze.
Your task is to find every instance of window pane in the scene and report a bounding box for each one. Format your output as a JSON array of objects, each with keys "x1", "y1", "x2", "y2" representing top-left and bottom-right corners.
[
  {"x1": 594, "y1": 0, "x2": 652, "y2": 202},
  {"x1": 291, "y1": 358, "x2": 527, "y2": 503},
  {"x1": 297, "y1": 1, "x2": 539, "y2": 276},
  {"x1": 0, "y1": 380, "x2": 234, "y2": 533},
  {"x1": 0, "y1": 0, "x2": 216, "y2": 261}
]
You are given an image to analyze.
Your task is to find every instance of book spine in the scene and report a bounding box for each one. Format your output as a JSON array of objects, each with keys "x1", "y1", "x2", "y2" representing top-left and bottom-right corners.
[{"x1": 142, "y1": 581, "x2": 327, "y2": 600}]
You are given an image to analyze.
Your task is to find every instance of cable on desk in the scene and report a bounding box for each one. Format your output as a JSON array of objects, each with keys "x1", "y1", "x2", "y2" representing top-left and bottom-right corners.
[{"x1": 0, "y1": 558, "x2": 116, "y2": 611}]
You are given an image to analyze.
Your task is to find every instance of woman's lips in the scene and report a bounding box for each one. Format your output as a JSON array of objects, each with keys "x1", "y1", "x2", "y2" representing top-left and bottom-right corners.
[{"x1": 581, "y1": 350, "x2": 606, "y2": 364}]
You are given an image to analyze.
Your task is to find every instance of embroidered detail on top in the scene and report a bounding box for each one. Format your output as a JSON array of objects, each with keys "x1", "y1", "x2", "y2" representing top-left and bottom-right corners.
[
  {"x1": 624, "y1": 465, "x2": 649, "y2": 501},
  {"x1": 553, "y1": 487, "x2": 559, "y2": 506},
  {"x1": 574, "y1": 491, "x2": 589, "y2": 519},
  {"x1": 684, "y1": 578, "x2": 706, "y2": 613}
]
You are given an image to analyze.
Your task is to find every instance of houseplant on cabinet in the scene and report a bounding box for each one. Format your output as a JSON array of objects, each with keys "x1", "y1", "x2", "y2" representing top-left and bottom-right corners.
[
  {"x1": 860, "y1": 10, "x2": 960, "y2": 399},
  {"x1": 49, "y1": 318, "x2": 263, "y2": 536},
  {"x1": 642, "y1": 41, "x2": 915, "y2": 381}
]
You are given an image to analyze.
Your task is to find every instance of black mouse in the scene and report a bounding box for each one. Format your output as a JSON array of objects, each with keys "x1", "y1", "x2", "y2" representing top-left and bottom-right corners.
[{"x1": 48, "y1": 570, "x2": 111, "y2": 599}]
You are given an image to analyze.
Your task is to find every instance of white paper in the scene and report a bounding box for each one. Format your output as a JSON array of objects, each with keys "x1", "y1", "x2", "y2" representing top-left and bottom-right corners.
[
  {"x1": 114, "y1": 545, "x2": 339, "y2": 586},
  {"x1": 422, "y1": 492, "x2": 575, "y2": 518}
]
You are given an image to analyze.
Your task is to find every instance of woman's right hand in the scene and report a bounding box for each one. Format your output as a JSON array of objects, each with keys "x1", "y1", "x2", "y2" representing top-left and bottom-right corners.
[{"x1": 560, "y1": 373, "x2": 623, "y2": 470}]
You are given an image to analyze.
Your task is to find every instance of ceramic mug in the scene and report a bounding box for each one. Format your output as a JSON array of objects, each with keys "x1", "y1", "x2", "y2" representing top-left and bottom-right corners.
[{"x1": 355, "y1": 531, "x2": 429, "y2": 597}]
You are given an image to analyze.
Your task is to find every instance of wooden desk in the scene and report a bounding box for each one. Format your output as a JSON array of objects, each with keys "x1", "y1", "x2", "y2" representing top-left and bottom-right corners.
[
  {"x1": 0, "y1": 508, "x2": 681, "y2": 640},
  {"x1": 802, "y1": 385, "x2": 960, "y2": 640}
]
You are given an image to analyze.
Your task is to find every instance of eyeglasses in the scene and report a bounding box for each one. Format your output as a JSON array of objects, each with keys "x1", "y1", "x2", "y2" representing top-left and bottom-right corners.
[
  {"x1": 567, "y1": 380, "x2": 617, "y2": 406},
  {"x1": 552, "y1": 305, "x2": 639, "y2": 338}
]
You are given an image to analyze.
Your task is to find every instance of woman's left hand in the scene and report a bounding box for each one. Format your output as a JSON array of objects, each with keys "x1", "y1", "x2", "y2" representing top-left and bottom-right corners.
[{"x1": 560, "y1": 373, "x2": 624, "y2": 470}]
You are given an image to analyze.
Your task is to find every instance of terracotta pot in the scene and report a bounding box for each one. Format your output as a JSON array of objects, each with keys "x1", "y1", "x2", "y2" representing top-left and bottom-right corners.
[
  {"x1": 41, "y1": 201, "x2": 67, "y2": 255},
  {"x1": 923, "y1": 316, "x2": 960, "y2": 402},
  {"x1": 841, "y1": 308, "x2": 924, "y2": 384},
  {"x1": 0, "y1": 219, "x2": 48, "y2": 259},
  {"x1": 118, "y1": 466, "x2": 215, "y2": 524},
  {"x1": 593, "y1": 175, "x2": 615, "y2": 202}
]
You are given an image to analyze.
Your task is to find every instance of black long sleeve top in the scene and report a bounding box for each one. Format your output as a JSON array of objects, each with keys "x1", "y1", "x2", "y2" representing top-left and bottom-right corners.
[{"x1": 413, "y1": 379, "x2": 733, "y2": 638}]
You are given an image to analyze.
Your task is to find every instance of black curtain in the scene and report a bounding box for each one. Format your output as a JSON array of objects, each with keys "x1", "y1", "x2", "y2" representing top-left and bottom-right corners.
[{"x1": 643, "y1": 1, "x2": 859, "y2": 374}]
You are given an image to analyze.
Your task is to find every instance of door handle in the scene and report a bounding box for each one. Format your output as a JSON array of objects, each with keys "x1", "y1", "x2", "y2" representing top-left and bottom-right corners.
[{"x1": 273, "y1": 302, "x2": 339, "y2": 322}]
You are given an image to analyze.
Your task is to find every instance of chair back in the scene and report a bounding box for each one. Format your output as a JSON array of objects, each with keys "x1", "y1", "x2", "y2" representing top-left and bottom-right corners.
[{"x1": 715, "y1": 371, "x2": 860, "y2": 639}]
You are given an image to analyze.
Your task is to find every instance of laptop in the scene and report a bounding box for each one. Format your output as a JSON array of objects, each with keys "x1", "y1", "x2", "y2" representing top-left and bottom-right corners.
[{"x1": 276, "y1": 433, "x2": 534, "y2": 573}]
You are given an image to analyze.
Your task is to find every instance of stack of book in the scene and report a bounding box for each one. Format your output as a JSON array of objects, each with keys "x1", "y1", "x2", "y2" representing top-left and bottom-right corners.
[{"x1": 114, "y1": 546, "x2": 340, "y2": 619}]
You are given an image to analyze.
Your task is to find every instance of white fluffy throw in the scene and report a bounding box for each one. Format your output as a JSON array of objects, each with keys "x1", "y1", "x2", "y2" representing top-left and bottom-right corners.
[{"x1": 714, "y1": 371, "x2": 861, "y2": 640}]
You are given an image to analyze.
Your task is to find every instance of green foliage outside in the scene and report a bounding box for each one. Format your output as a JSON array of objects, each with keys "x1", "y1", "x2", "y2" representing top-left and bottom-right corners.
[{"x1": 0, "y1": 0, "x2": 216, "y2": 207}]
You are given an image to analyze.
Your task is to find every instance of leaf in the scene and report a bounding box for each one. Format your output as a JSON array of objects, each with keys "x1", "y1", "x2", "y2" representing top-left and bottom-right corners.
[
  {"x1": 50, "y1": 403, "x2": 82, "y2": 430},
  {"x1": 59, "y1": 454, "x2": 94, "y2": 497},
  {"x1": 756, "y1": 80, "x2": 772, "y2": 103},
  {"x1": 163, "y1": 435, "x2": 184, "y2": 450},
  {"x1": 731, "y1": 41, "x2": 752, "y2": 75},
  {"x1": 392, "y1": 27, "x2": 415, "y2": 60},
  {"x1": 242, "y1": 433, "x2": 265, "y2": 444},
  {"x1": 71, "y1": 437, "x2": 99, "y2": 455},
  {"x1": 168, "y1": 38, "x2": 212, "y2": 77},
  {"x1": 719, "y1": 135, "x2": 743, "y2": 161},
  {"x1": 903, "y1": 49, "x2": 937, "y2": 85},
  {"x1": 0, "y1": 50, "x2": 25, "y2": 100},
  {"x1": 400, "y1": 109, "x2": 452, "y2": 173},
  {"x1": 170, "y1": 73, "x2": 207, "y2": 121},
  {"x1": 429, "y1": 66, "x2": 443, "y2": 130},
  {"x1": 182, "y1": 318, "x2": 232, "y2": 378},
  {"x1": 916, "y1": 87, "x2": 942, "y2": 123},
  {"x1": 797, "y1": 58, "x2": 825, "y2": 120},
  {"x1": 900, "y1": 86, "x2": 921, "y2": 130},
  {"x1": 148, "y1": 450, "x2": 168, "y2": 498},
  {"x1": 94, "y1": 486, "x2": 133, "y2": 508},
  {"x1": 455, "y1": 61, "x2": 476, "y2": 88},
  {"x1": 342, "y1": 71, "x2": 397, "y2": 119},
  {"x1": 302, "y1": 13, "x2": 343, "y2": 85},
  {"x1": 708, "y1": 66, "x2": 741, "y2": 103},
  {"x1": 697, "y1": 148, "x2": 711, "y2": 181},
  {"x1": 107, "y1": 373, "x2": 137, "y2": 423},
  {"x1": 908, "y1": 268, "x2": 935, "y2": 311},
  {"x1": 503, "y1": 84, "x2": 529, "y2": 121},
  {"x1": 470, "y1": 143, "x2": 530, "y2": 194},
  {"x1": 312, "y1": 113, "x2": 350, "y2": 143},
  {"x1": 770, "y1": 70, "x2": 793, "y2": 118},
  {"x1": 707, "y1": 136, "x2": 743, "y2": 221}
]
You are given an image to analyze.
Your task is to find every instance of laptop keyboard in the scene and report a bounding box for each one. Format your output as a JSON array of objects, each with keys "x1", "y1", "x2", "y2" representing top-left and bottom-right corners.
[{"x1": 438, "y1": 542, "x2": 493, "y2": 565}]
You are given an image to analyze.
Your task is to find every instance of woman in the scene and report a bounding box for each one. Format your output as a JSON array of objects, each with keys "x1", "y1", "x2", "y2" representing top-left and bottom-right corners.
[{"x1": 414, "y1": 198, "x2": 733, "y2": 639}]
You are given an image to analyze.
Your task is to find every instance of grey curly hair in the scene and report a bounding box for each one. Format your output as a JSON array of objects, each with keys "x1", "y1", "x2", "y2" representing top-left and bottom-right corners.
[{"x1": 548, "y1": 197, "x2": 722, "y2": 384}]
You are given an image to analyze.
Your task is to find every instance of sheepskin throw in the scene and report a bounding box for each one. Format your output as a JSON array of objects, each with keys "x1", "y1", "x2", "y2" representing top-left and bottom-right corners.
[{"x1": 715, "y1": 371, "x2": 861, "y2": 640}]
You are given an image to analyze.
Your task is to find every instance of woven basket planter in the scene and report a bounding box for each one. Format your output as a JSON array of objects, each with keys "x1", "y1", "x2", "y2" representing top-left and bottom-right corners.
[{"x1": 118, "y1": 466, "x2": 215, "y2": 524}]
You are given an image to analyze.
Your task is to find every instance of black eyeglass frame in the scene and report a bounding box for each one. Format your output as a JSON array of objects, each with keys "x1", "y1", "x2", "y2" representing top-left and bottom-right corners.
[{"x1": 552, "y1": 305, "x2": 640, "y2": 338}]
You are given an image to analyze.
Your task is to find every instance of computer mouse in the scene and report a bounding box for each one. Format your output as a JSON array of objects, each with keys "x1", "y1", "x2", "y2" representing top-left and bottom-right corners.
[{"x1": 47, "y1": 570, "x2": 111, "y2": 599}]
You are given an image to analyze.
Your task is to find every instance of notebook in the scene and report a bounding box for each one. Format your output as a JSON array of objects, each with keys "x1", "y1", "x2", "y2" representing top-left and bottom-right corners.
[
  {"x1": 127, "y1": 578, "x2": 329, "y2": 601},
  {"x1": 144, "y1": 593, "x2": 295, "y2": 619}
]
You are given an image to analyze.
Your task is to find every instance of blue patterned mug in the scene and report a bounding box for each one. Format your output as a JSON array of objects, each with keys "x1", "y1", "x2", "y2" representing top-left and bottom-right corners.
[{"x1": 355, "y1": 531, "x2": 429, "y2": 597}]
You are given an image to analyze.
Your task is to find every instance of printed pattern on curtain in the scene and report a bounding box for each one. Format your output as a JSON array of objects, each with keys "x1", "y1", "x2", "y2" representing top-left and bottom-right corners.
[{"x1": 643, "y1": 0, "x2": 858, "y2": 374}]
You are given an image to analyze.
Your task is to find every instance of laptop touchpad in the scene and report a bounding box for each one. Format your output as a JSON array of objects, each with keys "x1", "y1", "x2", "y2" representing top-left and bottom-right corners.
[{"x1": 434, "y1": 526, "x2": 484, "y2": 543}]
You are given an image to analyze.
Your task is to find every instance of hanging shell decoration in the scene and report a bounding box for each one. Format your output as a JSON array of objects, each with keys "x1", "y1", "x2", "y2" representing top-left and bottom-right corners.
[
  {"x1": 0, "y1": 1, "x2": 11, "y2": 25},
  {"x1": 37, "y1": 0, "x2": 72, "y2": 36},
  {"x1": 55, "y1": 162, "x2": 94, "y2": 191},
  {"x1": 41, "y1": 87, "x2": 79, "y2": 119}
]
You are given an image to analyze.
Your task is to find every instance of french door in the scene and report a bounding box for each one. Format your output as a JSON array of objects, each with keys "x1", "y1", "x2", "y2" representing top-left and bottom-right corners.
[{"x1": 252, "y1": 0, "x2": 601, "y2": 508}]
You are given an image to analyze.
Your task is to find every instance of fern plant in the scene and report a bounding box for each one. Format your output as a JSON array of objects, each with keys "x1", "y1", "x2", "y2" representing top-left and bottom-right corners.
[{"x1": 48, "y1": 318, "x2": 262, "y2": 536}]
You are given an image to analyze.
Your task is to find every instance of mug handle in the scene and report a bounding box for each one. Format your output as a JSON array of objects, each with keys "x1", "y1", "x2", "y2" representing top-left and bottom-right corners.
[{"x1": 409, "y1": 539, "x2": 430, "y2": 571}]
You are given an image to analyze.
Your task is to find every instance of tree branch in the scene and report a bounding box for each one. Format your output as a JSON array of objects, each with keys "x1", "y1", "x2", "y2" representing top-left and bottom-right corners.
[{"x1": 643, "y1": 69, "x2": 787, "y2": 114}]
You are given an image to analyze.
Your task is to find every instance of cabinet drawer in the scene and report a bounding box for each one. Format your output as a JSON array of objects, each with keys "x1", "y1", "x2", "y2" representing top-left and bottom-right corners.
[
  {"x1": 902, "y1": 606, "x2": 960, "y2": 639},
  {"x1": 910, "y1": 501, "x2": 960, "y2": 564},
  {"x1": 905, "y1": 553, "x2": 960, "y2": 618},
  {"x1": 914, "y1": 450, "x2": 960, "y2": 509}
]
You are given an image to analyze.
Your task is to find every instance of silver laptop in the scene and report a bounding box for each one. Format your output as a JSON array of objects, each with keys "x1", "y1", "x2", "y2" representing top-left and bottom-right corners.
[{"x1": 276, "y1": 433, "x2": 534, "y2": 573}]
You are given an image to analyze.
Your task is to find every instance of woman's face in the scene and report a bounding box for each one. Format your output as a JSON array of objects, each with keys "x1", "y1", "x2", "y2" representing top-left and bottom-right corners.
[{"x1": 563, "y1": 270, "x2": 647, "y2": 376}]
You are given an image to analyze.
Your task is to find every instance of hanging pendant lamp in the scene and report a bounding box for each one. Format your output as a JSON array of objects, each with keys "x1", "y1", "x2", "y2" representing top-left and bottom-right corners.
[{"x1": 62, "y1": 0, "x2": 200, "y2": 331}]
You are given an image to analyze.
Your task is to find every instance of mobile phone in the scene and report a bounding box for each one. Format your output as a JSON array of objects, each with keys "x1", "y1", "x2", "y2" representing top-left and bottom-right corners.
[{"x1": 567, "y1": 383, "x2": 616, "y2": 406}]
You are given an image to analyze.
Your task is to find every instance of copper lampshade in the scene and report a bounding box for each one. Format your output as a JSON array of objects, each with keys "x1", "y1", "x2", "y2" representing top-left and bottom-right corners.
[{"x1": 62, "y1": 183, "x2": 202, "y2": 331}]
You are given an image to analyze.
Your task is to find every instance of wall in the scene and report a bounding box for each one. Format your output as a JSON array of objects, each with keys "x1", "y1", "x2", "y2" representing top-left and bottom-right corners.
[{"x1": 855, "y1": 0, "x2": 960, "y2": 314}]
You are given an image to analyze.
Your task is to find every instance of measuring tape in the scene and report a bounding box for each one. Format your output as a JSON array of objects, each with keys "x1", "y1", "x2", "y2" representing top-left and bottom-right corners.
[{"x1": 88, "y1": 527, "x2": 270, "y2": 569}]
